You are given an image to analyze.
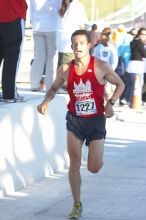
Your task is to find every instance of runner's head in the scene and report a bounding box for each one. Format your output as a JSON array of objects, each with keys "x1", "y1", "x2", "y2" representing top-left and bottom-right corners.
[
  {"x1": 71, "y1": 29, "x2": 91, "y2": 44},
  {"x1": 71, "y1": 30, "x2": 91, "y2": 58}
]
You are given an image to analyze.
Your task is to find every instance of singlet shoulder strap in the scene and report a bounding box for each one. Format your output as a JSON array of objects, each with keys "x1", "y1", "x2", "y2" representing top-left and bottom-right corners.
[
  {"x1": 71, "y1": 59, "x2": 75, "y2": 65},
  {"x1": 68, "y1": 59, "x2": 76, "y2": 87},
  {"x1": 88, "y1": 56, "x2": 95, "y2": 70}
]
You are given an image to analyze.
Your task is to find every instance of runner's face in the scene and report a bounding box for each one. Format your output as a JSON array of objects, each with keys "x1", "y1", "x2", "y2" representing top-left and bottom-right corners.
[{"x1": 71, "y1": 35, "x2": 91, "y2": 58}]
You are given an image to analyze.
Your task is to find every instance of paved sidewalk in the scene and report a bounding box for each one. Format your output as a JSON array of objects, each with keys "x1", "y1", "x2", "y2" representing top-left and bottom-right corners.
[
  {"x1": 0, "y1": 116, "x2": 146, "y2": 220},
  {"x1": 114, "y1": 104, "x2": 146, "y2": 123}
]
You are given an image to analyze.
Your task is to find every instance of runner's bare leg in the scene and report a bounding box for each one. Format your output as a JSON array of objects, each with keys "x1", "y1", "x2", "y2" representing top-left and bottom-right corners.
[{"x1": 67, "y1": 131, "x2": 83, "y2": 203}]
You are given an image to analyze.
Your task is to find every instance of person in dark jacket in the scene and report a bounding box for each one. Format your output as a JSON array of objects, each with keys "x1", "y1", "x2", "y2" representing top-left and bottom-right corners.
[
  {"x1": 119, "y1": 28, "x2": 137, "y2": 106},
  {"x1": 0, "y1": 0, "x2": 27, "y2": 103},
  {"x1": 126, "y1": 27, "x2": 146, "y2": 107}
]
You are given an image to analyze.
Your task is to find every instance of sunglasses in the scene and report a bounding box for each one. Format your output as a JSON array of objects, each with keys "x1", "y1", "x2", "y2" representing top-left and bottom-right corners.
[
  {"x1": 131, "y1": 33, "x2": 136, "y2": 36},
  {"x1": 140, "y1": 33, "x2": 146, "y2": 36}
]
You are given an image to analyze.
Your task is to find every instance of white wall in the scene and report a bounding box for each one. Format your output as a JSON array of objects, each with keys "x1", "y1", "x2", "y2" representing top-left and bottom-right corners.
[{"x1": 0, "y1": 94, "x2": 69, "y2": 197}]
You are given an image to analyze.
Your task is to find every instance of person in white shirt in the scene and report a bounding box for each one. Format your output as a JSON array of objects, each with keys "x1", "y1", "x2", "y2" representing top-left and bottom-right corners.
[
  {"x1": 92, "y1": 32, "x2": 118, "y2": 70},
  {"x1": 29, "y1": 0, "x2": 61, "y2": 91},
  {"x1": 56, "y1": 0, "x2": 88, "y2": 68},
  {"x1": 92, "y1": 32, "x2": 118, "y2": 100}
]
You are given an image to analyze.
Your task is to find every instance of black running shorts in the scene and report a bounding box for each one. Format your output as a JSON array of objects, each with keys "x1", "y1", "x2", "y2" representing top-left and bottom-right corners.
[{"x1": 66, "y1": 111, "x2": 106, "y2": 146}]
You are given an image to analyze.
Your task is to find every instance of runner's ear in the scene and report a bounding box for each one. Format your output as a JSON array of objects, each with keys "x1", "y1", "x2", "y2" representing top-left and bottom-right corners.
[{"x1": 88, "y1": 42, "x2": 92, "y2": 49}]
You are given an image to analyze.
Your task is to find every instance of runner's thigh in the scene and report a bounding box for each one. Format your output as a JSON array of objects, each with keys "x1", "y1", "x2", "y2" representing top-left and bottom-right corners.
[{"x1": 88, "y1": 139, "x2": 104, "y2": 172}]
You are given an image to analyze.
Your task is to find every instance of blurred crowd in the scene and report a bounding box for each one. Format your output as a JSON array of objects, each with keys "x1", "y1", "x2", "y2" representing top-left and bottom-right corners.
[
  {"x1": 26, "y1": 0, "x2": 146, "y2": 109},
  {"x1": 1, "y1": 0, "x2": 146, "y2": 108},
  {"x1": 89, "y1": 23, "x2": 146, "y2": 108}
]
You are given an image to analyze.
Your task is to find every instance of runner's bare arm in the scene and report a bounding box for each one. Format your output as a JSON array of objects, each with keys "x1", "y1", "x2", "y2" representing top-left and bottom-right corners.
[
  {"x1": 104, "y1": 62, "x2": 125, "y2": 118},
  {"x1": 37, "y1": 64, "x2": 69, "y2": 115},
  {"x1": 99, "y1": 61, "x2": 125, "y2": 101},
  {"x1": 94, "y1": 59, "x2": 125, "y2": 118}
]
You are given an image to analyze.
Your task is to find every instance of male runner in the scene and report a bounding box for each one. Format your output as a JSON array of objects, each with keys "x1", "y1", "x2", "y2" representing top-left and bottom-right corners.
[{"x1": 37, "y1": 29, "x2": 125, "y2": 219}]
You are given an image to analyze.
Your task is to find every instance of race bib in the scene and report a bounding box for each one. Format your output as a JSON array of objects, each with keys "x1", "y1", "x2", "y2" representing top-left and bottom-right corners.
[{"x1": 75, "y1": 98, "x2": 97, "y2": 116}]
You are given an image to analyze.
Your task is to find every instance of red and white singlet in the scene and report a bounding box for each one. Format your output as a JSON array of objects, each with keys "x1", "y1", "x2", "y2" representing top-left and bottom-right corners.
[{"x1": 67, "y1": 56, "x2": 105, "y2": 118}]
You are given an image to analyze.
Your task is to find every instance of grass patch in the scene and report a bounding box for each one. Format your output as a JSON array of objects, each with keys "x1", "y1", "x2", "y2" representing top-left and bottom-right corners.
[{"x1": 80, "y1": 0, "x2": 128, "y2": 20}]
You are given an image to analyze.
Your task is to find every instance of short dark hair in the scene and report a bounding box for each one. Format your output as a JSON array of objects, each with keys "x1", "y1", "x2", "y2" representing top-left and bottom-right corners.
[
  {"x1": 71, "y1": 29, "x2": 91, "y2": 43},
  {"x1": 136, "y1": 27, "x2": 146, "y2": 38},
  {"x1": 92, "y1": 24, "x2": 97, "y2": 31}
]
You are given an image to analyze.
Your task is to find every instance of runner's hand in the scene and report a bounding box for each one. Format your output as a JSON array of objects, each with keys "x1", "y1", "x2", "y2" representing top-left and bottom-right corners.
[
  {"x1": 104, "y1": 102, "x2": 114, "y2": 118},
  {"x1": 37, "y1": 101, "x2": 48, "y2": 115}
]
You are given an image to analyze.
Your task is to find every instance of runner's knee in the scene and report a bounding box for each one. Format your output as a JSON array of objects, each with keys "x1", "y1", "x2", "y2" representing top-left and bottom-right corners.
[
  {"x1": 88, "y1": 161, "x2": 103, "y2": 173},
  {"x1": 69, "y1": 160, "x2": 81, "y2": 172}
]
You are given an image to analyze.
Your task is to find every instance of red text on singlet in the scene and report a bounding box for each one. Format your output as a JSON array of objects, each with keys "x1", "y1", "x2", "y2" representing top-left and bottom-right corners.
[{"x1": 67, "y1": 56, "x2": 105, "y2": 118}]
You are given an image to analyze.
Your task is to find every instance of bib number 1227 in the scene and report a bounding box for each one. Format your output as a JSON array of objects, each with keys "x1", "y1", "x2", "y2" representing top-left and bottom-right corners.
[{"x1": 75, "y1": 99, "x2": 97, "y2": 115}]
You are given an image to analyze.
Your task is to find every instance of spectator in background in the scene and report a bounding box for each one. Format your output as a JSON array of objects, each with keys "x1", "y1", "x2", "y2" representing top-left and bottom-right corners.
[
  {"x1": 112, "y1": 24, "x2": 127, "y2": 49},
  {"x1": 29, "y1": 0, "x2": 61, "y2": 91},
  {"x1": 92, "y1": 31, "x2": 118, "y2": 100},
  {"x1": 118, "y1": 28, "x2": 137, "y2": 106},
  {"x1": 127, "y1": 27, "x2": 146, "y2": 107},
  {"x1": 0, "y1": 0, "x2": 27, "y2": 103},
  {"x1": 56, "y1": 0, "x2": 88, "y2": 69},
  {"x1": 92, "y1": 32, "x2": 118, "y2": 70},
  {"x1": 88, "y1": 23, "x2": 100, "y2": 53}
]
